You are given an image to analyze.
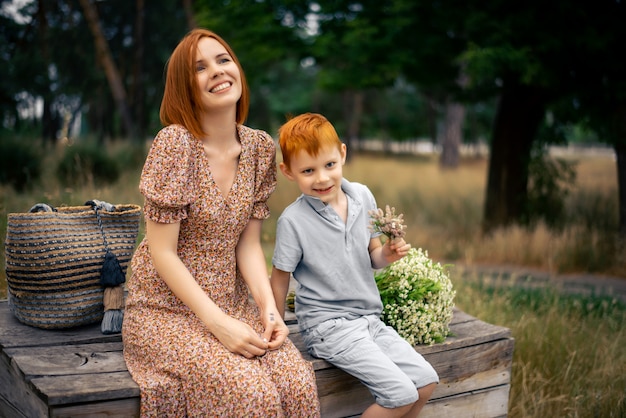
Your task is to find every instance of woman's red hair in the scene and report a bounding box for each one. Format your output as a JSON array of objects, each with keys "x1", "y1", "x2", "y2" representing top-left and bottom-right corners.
[{"x1": 159, "y1": 29, "x2": 250, "y2": 139}]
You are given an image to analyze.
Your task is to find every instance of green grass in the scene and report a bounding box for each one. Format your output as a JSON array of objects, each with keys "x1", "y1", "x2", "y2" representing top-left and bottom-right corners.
[{"x1": 1, "y1": 141, "x2": 624, "y2": 417}]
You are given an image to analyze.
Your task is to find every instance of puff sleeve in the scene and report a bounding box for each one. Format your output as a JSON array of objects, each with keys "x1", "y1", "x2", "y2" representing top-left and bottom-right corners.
[
  {"x1": 251, "y1": 130, "x2": 277, "y2": 220},
  {"x1": 139, "y1": 125, "x2": 198, "y2": 223}
]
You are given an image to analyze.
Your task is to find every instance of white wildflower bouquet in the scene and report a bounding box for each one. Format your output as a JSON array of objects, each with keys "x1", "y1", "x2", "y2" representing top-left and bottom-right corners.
[
  {"x1": 375, "y1": 248, "x2": 456, "y2": 345},
  {"x1": 370, "y1": 206, "x2": 455, "y2": 345}
]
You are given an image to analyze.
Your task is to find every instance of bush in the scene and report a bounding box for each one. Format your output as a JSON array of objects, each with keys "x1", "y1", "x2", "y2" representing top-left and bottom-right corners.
[
  {"x1": 56, "y1": 142, "x2": 120, "y2": 186},
  {"x1": 0, "y1": 138, "x2": 42, "y2": 191},
  {"x1": 526, "y1": 153, "x2": 577, "y2": 228}
]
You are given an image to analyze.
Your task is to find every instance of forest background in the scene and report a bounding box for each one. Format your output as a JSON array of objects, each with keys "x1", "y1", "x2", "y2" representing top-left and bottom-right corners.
[
  {"x1": 1, "y1": 2, "x2": 625, "y2": 416},
  {"x1": 1, "y1": 0, "x2": 625, "y2": 236}
]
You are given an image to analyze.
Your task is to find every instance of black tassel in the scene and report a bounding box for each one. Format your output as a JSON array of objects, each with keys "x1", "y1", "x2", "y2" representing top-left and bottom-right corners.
[
  {"x1": 100, "y1": 250, "x2": 126, "y2": 286},
  {"x1": 101, "y1": 309, "x2": 124, "y2": 334}
]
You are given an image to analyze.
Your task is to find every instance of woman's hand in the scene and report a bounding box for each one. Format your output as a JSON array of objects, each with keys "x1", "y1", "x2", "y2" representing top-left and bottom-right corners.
[
  {"x1": 260, "y1": 309, "x2": 289, "y2": 350},
  {"x1": 210, "y1": 314, "x2": 270, "y2": 358}
]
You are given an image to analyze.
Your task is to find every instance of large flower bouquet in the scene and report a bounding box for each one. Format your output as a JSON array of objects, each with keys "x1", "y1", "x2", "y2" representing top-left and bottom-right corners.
[{"x1": 370, "y1": 207, "x2": 456, "y2": 345}]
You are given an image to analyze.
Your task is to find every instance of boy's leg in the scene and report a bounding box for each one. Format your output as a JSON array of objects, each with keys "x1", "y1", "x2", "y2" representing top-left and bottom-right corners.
[
  {"x1": 303, "y1": 316, "x2": 419, "y2": 410},
  {"x1": 369, "y1": 316, "x2": 439, "y2": 390}
]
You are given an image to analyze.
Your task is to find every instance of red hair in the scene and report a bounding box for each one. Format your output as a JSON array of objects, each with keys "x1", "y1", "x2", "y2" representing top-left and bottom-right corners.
[
  {"x1": 278, "y1": 113, "x2": 343, "y2": 169},
  {"x1": 159, "y1": 29, "x2": 249, "y2": 139}
]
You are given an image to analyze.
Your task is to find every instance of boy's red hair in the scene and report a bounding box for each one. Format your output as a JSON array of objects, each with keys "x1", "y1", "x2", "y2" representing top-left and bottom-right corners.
[
  {"x1": 279, "y1": 113, "x2": 343, "y2": 169},
  {"x1": 159, "y1": 29, "x2": 249, "y2": 139}
]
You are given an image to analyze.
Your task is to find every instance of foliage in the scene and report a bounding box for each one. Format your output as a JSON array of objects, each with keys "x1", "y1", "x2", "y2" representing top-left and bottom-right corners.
[
  {"x1": 55, "y1": 142, "x2": 120, "y2": 186},
  {"x1": 2, "y1": 0, "x2": 189, "y2": 141},
  {"x1": 375, "y1": 248, "x2": 456, "y2": 345},
  {"x1": 0, "y1": 137, "x2": 42, "y2": 191},
  {"x1": 525, "y1": 150, "x2": 577, "y2": 228}
]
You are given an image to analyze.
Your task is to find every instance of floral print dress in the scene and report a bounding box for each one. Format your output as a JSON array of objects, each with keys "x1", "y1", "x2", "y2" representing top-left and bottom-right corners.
[{"x1": 122, "y1": 124, "x2": 320, "y2": 417}]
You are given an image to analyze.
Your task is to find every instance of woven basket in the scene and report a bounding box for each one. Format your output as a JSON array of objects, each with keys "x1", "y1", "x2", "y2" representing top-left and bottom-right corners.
[{"x1": 4, "y1": 202, "x2": 141, "y2": 329}]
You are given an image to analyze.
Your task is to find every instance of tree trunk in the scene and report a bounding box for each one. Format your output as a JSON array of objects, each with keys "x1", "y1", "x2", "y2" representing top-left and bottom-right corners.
[
  {"x1": 132, "y1": 0, "x2": 145, "y2": 141},
  {"x1": 78, "y1": 0, "x2": 135, "y2": 139},
  {"x1": 615, "y1": 143, "x2": 626, "y2": 237},
  {"x1": 37, "y1": 0, "x2": 55, "y2": 145},
  {"x1": 182, "y1": 0, "x2": 197, "y2": 30},
  {"x1": 483, "y1": 82, "x2": 547, "y2": 233},
  {"x1": 440, "y1": 100, "x2": 464, "y2": 168},
  {"x1": 423, "y1": 93, "x2": 439, "y2": 144},
  {"x1": 611, "y1": 104, "x2": 626, "y2": 238},
  {"x1": 343, "y1": 90, "x2": 363, "y2": 160}
]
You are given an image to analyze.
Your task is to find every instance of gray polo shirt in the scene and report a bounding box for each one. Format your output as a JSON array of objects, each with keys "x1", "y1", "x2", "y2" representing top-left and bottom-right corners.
[{"x1": 272, "y1": 178, "x2": 384, "y2": 331}]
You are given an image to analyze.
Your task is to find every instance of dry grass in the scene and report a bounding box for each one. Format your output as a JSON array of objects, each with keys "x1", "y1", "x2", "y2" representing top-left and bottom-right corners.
[{"x1": 454, "y1": 275, "x2": 625, "y2": 418}]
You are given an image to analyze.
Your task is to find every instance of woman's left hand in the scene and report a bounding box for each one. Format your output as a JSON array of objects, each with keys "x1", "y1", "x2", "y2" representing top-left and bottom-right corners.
[{"x1": 261, "y1": 309, "x2": 289, "y2": 350}]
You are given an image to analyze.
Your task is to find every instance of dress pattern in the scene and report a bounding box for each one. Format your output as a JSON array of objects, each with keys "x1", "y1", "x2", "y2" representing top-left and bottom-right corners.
[{"x1": 122, "y1": 124, "x2": 320, "y2": 417}]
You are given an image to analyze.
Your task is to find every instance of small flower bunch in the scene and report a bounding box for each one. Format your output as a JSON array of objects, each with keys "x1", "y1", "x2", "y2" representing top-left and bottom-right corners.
[
  {"x1": 368, "y1": 205, "x2": 407, "y2": 241},
  {"x1": 375, "y1": 248, "x2": 456, "y2": 345}
]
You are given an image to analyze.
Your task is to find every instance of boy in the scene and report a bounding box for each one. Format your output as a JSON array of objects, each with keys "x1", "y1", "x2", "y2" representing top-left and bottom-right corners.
[{"x1": 271, "y1": 113, "x2": 439, "y2": 418}]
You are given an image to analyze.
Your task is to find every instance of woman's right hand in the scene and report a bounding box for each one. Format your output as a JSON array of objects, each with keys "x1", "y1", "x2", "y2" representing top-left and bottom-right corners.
[{"x1": 211, "y1": 314, "x2": 269, "y2": 358}]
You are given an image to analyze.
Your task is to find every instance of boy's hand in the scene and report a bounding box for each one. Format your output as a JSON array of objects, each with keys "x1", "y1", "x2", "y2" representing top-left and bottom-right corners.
[{"x1": 383, "y1": 237, "x2": 411, "y2": 263}]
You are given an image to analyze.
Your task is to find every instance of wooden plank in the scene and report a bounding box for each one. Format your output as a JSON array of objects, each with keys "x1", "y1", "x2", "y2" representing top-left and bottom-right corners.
[
  {"x1": 421, "y1": 385, "x2": 511, "y2": 418},
  {"x1": 0, "y1": 392, "x2": 30, "y2": 418},
  {"x1": 0, "y1": 302, "x2": 118, "y2": 350},
  {"x1": 50, "y1": 398, "x2": 140, "y2": 418},
  {"x1": 417, "y1": 318, "x2": 511, "y2": 356},
  {"x1": 316, "y1": 368, "x2": 374, "y2": 417},
  {"x1": 0, "y1": 349, "x2": 49, "y2": 418},
  {"x1": 427, "y1": 338, "x2": 514, "y2": 399},
  {"x1": 31, "y1": 371, "x2": 139, "y2": 406},
  {"x1": 5, "y1": 342, "x2": 127, "y2": 376}
]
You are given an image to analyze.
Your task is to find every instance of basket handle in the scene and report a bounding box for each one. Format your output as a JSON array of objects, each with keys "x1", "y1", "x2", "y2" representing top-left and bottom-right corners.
[{"x1": 28, "y1": 203, "x2": 56, "y2": 213}]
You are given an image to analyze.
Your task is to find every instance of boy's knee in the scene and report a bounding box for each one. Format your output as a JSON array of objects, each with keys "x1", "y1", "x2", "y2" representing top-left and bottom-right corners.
[{"x1": 418, "y1": 382, "x2": 437, "y2": 402}]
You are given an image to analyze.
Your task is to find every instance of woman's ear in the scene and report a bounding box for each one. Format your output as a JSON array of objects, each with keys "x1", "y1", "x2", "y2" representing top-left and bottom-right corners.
[{"x1": 279, "y1": 162, "x2": 295, "y2": 181}]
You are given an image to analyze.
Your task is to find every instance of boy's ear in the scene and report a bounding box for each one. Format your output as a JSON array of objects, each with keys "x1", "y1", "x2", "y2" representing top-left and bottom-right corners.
[
  {"x1": 279, "y1": 162, "x2": 295, "y2": 181},
  {"x1": 340, "y1": 143, "x2": 347, "y2": 164}
]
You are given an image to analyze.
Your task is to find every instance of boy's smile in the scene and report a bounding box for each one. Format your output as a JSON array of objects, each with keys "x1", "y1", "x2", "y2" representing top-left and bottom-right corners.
[{"x1": 280, "y1": 143, "x2": 347, "y2": 206}]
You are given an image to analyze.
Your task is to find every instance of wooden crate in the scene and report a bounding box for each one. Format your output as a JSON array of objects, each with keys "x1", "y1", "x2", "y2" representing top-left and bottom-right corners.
[{"x1": 0, "y1": 300, "x2": 513, "y2": 417}]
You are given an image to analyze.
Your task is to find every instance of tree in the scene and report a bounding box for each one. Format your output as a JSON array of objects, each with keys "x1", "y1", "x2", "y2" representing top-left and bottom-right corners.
[
  {"x1": 311, "y1": 1, "x2": 409, "y2": 151},
  {"x1": 79, "y1": 0, "x2": 135, "y2": 139},
  {"x1": 394, "y1": 0, "x2": 470, "y2": 164},
  {"x1": 2, "y1": 0, "x2": 190, "y2": 141},
  {"x1": 549, "y1": 0, "x2": 626, "y2": 236},
  {"x1": 454, "y1": 0, "x2": 626, "y2": 232}
]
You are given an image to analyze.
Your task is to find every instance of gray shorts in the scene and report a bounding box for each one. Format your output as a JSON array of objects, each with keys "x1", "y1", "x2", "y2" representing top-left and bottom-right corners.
[{"x1": 302, "y1": 315, "x2": 439, "y2": 409}]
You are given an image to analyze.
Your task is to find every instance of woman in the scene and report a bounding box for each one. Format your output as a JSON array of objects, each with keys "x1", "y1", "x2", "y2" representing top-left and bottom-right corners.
[{"x1": 122, "y1": 28, "x2": 320, "y2": 417}]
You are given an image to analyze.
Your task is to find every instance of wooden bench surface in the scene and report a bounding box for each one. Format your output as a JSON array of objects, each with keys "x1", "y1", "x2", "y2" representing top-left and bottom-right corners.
[{"x1": 0, "y1": 299, "x2": 514, "y2": 418}]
